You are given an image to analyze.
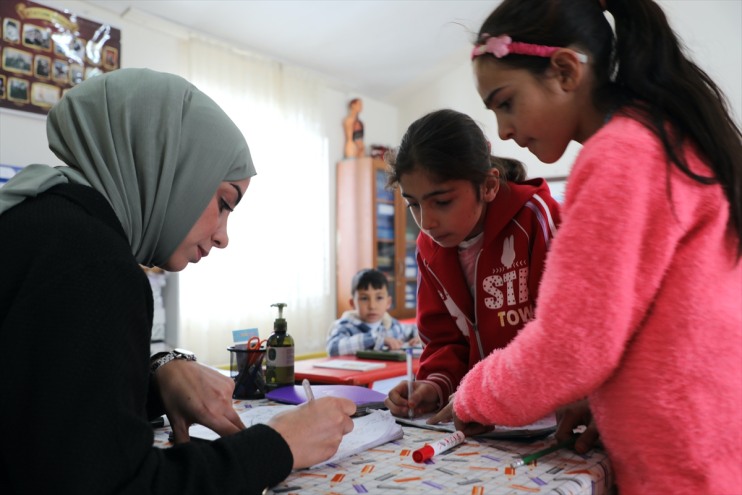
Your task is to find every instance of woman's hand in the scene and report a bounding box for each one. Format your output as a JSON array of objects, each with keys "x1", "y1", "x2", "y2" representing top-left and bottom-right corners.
[
  {"x1": 385, "y1": 380, "x2": 440, "y2": 417},
  {"x1": 154, "y1": 360, "x2": 245, "y2": 444},
  {"x1": 555, "y1": 399, "x2": 600, "y2": 454},
  {"x1": 268, "y1": 397, "x2": 356, "y2": 469}
]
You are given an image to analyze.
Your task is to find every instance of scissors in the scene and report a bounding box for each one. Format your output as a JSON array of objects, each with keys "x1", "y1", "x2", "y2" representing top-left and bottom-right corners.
[{"x1": 246, "y1": 336, "x2": 267, "y2": 350}]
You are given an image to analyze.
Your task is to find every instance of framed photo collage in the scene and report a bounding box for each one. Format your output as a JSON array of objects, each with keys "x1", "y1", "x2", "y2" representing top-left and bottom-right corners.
[{"x1": 0, "y1": 0, "x2": 121, "y2": 115}]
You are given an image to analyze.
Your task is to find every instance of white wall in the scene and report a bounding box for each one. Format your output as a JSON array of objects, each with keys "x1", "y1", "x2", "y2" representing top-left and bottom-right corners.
[{"x1": 393, "y1": 0, "x2": 742, "y2": 181}]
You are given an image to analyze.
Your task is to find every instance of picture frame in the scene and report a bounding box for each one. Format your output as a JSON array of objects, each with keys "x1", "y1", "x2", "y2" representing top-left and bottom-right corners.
[
  {"x1": 21, "y1": 23, "x2": 51, "y2": 52},
  {"x1": 52, "y1": 59, "x2": 69, "y2": 84},
  {"x1": 69, "y1": 63, "x2": 83, "y2": 86},
  {"x1": 30, "y1": 81, "x2": 60, "y2": 108},
  {"x1": 70, "y1": 37, "x2": 86, "y2": 64},
  {"x1": 2, "y1": 47, "x2": 33, "y2": 76},
  {"x1": 0, "y1": 1, "x2": 121, "y2": 115},
  {"x1": 3, "y1": 18, "x2": 20, "y2": 44},
  {"x1": 34, "y1": 54, "x2": 51, "y2": 79},
  {"x1": 102, "y1": 45, "x2": 118, "y2": 70},
  {"x1": 7, "y1": 77, "x2": 29, "y2": 103}
]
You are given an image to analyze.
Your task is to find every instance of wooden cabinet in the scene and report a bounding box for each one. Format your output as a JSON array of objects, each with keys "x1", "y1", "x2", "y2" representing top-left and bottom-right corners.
[{"x1": 336, "y1": 157, "x2": 420, "y2": 319}]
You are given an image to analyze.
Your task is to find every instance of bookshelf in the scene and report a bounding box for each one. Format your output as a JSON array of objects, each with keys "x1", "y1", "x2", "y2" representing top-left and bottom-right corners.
[{"x1": 336, "y1": 157, "x2": 420, "y2": 319}]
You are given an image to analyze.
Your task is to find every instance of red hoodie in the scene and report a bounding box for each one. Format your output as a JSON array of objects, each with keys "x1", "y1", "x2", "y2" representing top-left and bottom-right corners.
[{"x1": 415, "y1": 178, "x2": 560, "y2": 406}]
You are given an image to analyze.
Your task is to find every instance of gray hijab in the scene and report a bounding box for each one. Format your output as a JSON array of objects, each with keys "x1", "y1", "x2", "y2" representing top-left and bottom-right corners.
[{"x1": 0, "y1": 68, "x2": 256, "y2": 266}]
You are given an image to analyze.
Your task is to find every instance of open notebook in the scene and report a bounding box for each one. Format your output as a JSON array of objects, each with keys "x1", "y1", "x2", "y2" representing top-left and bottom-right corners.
[
  {"x1": 395, "y1": 413, "x2": 557, "y2": 439},
  {"x1": 188, "y1": 405, "x2": 403, "y2": 468}
]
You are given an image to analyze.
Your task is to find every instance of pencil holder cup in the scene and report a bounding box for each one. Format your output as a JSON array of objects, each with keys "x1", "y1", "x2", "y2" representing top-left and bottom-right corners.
[{"x1": 228, "y1": 345, "x2": 266, "y2": 399}]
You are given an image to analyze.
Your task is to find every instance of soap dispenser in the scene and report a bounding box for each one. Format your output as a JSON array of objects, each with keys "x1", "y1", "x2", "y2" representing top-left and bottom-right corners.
[{"x1": 264, "y1": 302, "x2": 295, "y2": 390}]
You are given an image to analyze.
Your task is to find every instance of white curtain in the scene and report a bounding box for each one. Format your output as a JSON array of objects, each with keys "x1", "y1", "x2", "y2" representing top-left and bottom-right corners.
[{"x1": 178, "y1": 37, "x2": 333, "y2": 365}]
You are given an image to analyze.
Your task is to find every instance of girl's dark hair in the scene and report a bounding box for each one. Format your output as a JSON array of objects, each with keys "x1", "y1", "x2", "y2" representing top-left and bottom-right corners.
[
  {"x1": 476, "y1": 0, "x2": 742, "y2": 255},
  {"x1": 386, "y1": 109, "x2": 526, "y2": 195}
]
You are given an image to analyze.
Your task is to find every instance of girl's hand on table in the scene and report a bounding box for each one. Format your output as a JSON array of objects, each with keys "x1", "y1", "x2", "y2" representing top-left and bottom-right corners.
[{"x1": 385, "y1": 380, "x2": 440, "y2": 418}]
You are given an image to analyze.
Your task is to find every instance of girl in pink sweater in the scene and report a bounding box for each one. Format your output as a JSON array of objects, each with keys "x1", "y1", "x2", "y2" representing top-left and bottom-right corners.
[{"x1": 437, "y1": 1, "x2": 742, "y2": 494}]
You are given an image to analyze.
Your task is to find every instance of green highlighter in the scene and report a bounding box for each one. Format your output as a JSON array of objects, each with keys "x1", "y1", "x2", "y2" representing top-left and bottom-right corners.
[{"x1": 510, "y1": 437, "x2": 577, "y2": 468}]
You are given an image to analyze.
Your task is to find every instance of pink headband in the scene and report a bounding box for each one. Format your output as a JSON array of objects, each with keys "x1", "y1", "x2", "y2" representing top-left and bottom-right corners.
[{"x1": 471, "y1": 34, "x2": 588, "y2": 63}]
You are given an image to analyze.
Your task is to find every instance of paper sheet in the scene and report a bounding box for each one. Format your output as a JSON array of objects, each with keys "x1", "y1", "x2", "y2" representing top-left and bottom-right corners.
[
  {"x1": 188, "y1": 405, "x2": 403, "y2": 468},
  {"x1": 395, "y1": 412, "x2": 557, "y2": 438},
  {"x1": 312, "y1": 360, "x2": 386, "y2": 371}
]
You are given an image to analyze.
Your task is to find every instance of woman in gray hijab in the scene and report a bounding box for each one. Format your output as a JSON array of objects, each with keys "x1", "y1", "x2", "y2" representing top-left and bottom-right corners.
[{"x1": 0, "y1": 68, "x2": 355, "y2": 494}]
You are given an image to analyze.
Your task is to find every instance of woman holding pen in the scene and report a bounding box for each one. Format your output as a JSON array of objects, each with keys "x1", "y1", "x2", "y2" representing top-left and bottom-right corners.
[{"x1": 0, "y1": 68, "x2": 356, "y2": 494}]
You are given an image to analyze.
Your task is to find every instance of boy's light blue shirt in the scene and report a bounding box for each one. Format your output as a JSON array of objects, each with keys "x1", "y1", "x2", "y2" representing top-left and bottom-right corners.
[{"x1": 326, "y1": 311, "x2": 418, "y2": 356}]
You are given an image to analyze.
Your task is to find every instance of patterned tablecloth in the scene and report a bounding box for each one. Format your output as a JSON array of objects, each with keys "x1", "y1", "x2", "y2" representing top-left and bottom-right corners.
[{"x1": 153, "y1": 400, "x2": 615, "y2": 495}]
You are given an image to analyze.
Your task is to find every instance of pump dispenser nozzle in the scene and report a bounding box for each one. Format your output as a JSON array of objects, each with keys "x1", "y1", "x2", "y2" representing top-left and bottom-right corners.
[
  {"x1": 271, "y1": 303, "x2": 287, "y2": 319},
  {"x1": 271, "y1": 302, "x2": 288, "y2": 334}
]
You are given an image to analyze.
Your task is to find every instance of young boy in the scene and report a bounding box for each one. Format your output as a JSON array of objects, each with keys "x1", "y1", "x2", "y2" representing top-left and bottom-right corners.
[{"x1": 327, "y1": 268, "x2": 419, "y2": 356}]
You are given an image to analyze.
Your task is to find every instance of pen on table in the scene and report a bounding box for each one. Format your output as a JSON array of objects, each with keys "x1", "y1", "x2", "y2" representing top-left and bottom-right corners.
[
  {"x1": 412, "y1": 430, "x2": 465, "y2": 463},
  {"x1": 510, "y1": 437, "x2": 576, "y2": 468},
  {"x1": 302, "y1": 378, "x2": 315, "y2": 402},
  {"x1": 406, "y1": 347, "x2": 414, "y2": 418}
]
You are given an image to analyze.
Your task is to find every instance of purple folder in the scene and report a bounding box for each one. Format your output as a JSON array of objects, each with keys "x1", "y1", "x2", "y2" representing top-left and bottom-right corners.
[{"x1": 265, "y1": 384, "x2": 387, "y2": 406}]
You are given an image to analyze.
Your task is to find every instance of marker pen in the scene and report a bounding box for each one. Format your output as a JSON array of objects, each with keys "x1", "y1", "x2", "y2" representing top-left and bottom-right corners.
[
  {"x1": 412, "y1": 430, "x2": 465, "y2": 463},
  {"x1": 510, "y1": 437, "x2": 576, "y2": 468}
]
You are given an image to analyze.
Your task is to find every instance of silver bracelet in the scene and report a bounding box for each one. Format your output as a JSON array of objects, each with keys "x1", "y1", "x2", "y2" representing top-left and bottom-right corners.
[{"x1": 150, "y1": 348, "x2": 196, "y2": 374}]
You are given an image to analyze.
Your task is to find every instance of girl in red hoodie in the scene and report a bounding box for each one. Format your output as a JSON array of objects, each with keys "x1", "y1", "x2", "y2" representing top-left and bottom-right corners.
[{"x1": 384, "y1": 109, "x2": 561, "y2": 416}]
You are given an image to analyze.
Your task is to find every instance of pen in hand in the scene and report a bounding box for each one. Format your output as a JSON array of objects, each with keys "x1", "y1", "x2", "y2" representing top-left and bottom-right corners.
[
  {"x1": 406, "y1": 347, "x2": 414, "y2": 418},
  {"x1": 302, "y1": 378, "x2": 315, "y2": 402}
]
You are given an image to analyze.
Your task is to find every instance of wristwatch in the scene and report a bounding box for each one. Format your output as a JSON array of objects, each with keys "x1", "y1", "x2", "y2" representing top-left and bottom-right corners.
[{"x1": 150, "y1": 348, "x2": 197, "y2": 374}]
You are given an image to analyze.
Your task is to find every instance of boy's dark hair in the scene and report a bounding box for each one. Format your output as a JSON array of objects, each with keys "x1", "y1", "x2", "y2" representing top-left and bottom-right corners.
[{"x1": 351, "y1": 268, "x2": 389, "y2": 295}]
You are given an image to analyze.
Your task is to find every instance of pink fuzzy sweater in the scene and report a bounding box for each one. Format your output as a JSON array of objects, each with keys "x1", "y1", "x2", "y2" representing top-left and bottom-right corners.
[{"x1": 455, "y1": 116, "x2": 742, "y2": 494}]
